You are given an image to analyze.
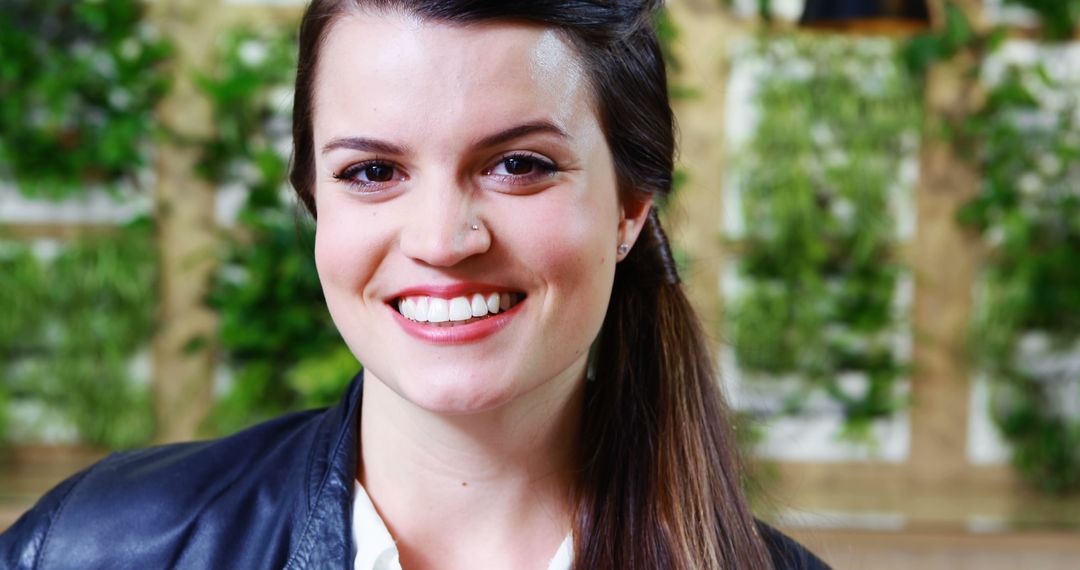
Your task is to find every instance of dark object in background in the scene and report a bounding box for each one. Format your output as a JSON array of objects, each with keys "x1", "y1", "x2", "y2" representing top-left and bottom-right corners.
[{"x1": 801, "y1": 0, "x2": 930, "y2": 29}]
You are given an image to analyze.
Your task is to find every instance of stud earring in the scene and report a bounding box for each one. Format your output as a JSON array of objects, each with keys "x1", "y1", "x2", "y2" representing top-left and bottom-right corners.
[{"x1": 617, "y1": 243, "x2": 630, "y2": 256}]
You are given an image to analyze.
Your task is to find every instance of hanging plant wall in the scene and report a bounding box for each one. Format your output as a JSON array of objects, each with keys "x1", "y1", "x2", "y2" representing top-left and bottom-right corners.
[
  {"x1": 0, "y1": 223, "x2": 157, "y2": 449},
  {"x1": 199, "y1": 27, "x2": 360, "y2": 436},
  {"x1": 962, "y1": 43, "x2": 1080, "y2": 495},
  {"x1": 726, "y1": 34, "x2": 921, "y2": 441},
  {"x1": 0, "y1": 0, "x2": 170, "y2": 197}
]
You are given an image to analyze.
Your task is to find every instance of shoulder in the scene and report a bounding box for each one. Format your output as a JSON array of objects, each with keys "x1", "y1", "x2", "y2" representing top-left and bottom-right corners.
[
  {"x1": 0, "y1": 408, "x2": 326, "y2": 570},
  {"x1": 757, "y1": 521, "x2": 832, "y2": 570}
]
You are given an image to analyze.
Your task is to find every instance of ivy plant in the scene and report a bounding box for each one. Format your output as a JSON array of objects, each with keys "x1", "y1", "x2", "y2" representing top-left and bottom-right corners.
[
  {"x1": 1005, "y1": 0, "x2": 1080, "y2": 41},
  {"x1": 0, "y1": 0, "x2": 163, "y2": 449},
  {"x1": 803, "y1": 0, "x2": 1077, "y2": 476},
  {"x1": 727, "y1": 34, "x2": 920, "y2": 441},
  {"x1": 0, "y1": 0, "x2": 170, "y2": 197},
  {"x1": 0, "y1": 222, "x2": 157, "y2": 449},
  {"x1": 961, "y1": 57, "x2": 1080, "y2": 495},
  {"x1": 902, "y1": 1, "x2": 1080, "y2": 495},
  {"x1": 902, "y1": 2, "x2": 1001, "y2": 76},
  {"x1": 199, "y1": 27, "x2": 359, "y2": 436},
  {"x1": 0, "y1": 244, "x2": 44, "y2": 446}
]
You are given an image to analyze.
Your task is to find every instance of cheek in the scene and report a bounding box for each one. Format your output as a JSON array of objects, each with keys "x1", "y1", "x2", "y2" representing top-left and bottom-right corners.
[
  {"x1": 503, "y1": 183, "x2": 620, "y2": 313},
  {"x1": 313, "y1": 196, "x2": 381, "y2": 297}
]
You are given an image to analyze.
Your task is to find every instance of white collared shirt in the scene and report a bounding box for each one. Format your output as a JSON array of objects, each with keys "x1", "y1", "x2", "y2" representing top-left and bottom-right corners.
[{"x1": 352, "y1": 481, "x2": 574, "y2": 570}]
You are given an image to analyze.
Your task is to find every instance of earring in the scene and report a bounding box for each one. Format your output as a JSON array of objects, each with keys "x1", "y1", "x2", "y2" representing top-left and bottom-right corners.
[{"x1": 617, "y1": 243, "x2": 630, "y2": 256}]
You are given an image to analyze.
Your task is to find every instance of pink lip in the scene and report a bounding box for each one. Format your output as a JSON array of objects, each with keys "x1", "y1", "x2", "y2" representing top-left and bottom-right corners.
[
  {"x1": 387, "y1": 282, "x2": 521, "y2": 301},
  {"x1": 389, "y1": 297, "x2": 525, "y2": 344}
]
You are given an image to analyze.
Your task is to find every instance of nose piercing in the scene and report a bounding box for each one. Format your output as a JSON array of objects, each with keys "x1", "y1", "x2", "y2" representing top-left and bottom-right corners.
[
  {"x1": 618, "y1": 243, "x2": 630, "y2": 256},
  {"x1": 471, "y1": 224, "x2": 480, "y2": 231}
]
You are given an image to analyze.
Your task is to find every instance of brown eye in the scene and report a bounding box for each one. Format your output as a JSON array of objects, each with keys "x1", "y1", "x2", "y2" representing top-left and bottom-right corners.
[
  {"x1": 364, "y1": 163, "x2": 394, "y2": 182},
  {"x1": 488, "y1": 153, "x2": 558, "y2": 179},
  {"x1": 333, "y1": 160, "x2": 404, "y2": 193},
  {"x1": 502, "y1": 157, "x2": 535, "y2": 175}
]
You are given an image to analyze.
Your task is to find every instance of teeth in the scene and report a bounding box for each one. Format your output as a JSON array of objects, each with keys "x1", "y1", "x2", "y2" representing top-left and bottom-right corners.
[
  {"x1": 396, "y1": 292, "x2": 523, "y2": 323},
  {"x1": 449, "y1": 297, "x2": 472, "y2": 321},
  {"x1": 400, "y1": 297, "x2": 416, "y2": 320},
  {"x1": 471, "y1": 294, "x2": 489, "y2": 318},
  {"x1": 414, "y1": 297, "x2": 430, "y2": 322},
  {"x1": 427, "y1": 298, "x2": 450, "y2": 323}
]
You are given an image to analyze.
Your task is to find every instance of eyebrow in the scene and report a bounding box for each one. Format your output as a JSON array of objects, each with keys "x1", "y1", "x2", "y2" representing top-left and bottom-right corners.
[
  {"x1": 319, "y1": 120, "x2": 571, "y2": 157},
  {"x1": 321, "y1": 136, "x2": 409, "y2": 156},
  {"x1": 474, "y1": 120, "x2": 571, "y2": 149}
]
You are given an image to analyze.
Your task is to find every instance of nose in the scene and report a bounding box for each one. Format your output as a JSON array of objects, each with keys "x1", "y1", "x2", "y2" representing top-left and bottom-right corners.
[{"x1": 398, "y1": 178, "x2": 491, "y2": 267}]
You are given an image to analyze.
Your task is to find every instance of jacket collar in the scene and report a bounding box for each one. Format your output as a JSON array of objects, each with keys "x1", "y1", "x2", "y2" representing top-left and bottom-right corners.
[{"x1": 285, "y1": 370, "x2": 364, "y2": 569}]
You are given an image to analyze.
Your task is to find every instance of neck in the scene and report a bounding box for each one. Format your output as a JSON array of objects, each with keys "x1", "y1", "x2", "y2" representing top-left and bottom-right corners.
[{"x1": 358, "y1": 367, "x2": 584, "y2": 569}]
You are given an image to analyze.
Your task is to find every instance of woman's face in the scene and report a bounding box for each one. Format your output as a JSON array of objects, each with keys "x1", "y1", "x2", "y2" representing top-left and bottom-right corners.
[{"x1": 312, "y1": 11, "x2": 646, "y2": 414}]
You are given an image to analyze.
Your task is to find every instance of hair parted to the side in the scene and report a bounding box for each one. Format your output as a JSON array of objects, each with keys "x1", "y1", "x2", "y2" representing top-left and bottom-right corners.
[{"x1": 290, "y1": 1, "x2": 773, "y2": 568}]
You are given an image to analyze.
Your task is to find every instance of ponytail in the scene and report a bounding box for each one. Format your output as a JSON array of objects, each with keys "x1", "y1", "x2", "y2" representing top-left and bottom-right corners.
[{"x1": 573, "y1": 211, "x2": 774, "y2": 569}]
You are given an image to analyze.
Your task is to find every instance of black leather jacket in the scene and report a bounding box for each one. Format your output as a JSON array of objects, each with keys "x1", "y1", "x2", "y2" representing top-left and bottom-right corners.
[{"x1": 0, "y1": 373, "x2": 829, "y2": 569}]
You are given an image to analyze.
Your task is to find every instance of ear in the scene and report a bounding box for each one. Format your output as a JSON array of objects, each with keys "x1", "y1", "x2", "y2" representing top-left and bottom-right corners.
[{"x1": 616, "y1": 192, "x2": 653, "y2": 260}]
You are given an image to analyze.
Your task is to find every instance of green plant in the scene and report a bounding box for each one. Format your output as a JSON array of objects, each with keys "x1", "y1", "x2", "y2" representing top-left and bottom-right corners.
[
  {"x1": 898, "y1": 0, "x2": 1080, "y2": 494},
  {"x1": 961, "y1": 57, "x2": 1080, "y2": 494},
  {"x1": 902, "y1": 2, "x2": 992, "y2": 76},
  {"x1": 0, "y1": 0, "x2": 164, "y2": 448},
  {"x1": 0, "y1": 0, "x2": 170, "y2": 197},
  {"x1": 0, "y1": 243, "x2": 45, "y2": 445},
  {"x1": 1006, "y1": 0, "x2": 1080, "y2": 41},
  {"x1": 727, "y1": 34, "x2": 920, "y2": 441},
  {"x1": 654, "y1": 7, "x2": 698, "y2": 102},
  {"x1": 0, "y1": 222, "x2": 158, "y2": 449},
  {"x1": 199, "y1": 27, "x2": 359, "y2": 435}
]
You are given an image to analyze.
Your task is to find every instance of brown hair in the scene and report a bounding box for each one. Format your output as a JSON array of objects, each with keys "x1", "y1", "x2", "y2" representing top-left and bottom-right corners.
[{"x1": 290, "y1": 1, "x2": 773, "y2": 568}]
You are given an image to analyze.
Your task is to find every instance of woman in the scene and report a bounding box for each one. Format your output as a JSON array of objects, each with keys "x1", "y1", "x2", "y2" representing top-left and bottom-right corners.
[{"x1": 1, "y1": 1, "x2": 828, "y2": 568}]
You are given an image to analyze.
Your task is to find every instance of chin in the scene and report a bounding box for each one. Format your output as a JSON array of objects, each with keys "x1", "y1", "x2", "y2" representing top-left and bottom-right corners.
[{"x1": 390, "y1": 367, "x2": 522, "y2": 416}]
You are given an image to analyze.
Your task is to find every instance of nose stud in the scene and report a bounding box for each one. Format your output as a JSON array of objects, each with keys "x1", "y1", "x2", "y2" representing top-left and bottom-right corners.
[{"x1": 471, "y1": 224, "x2": 480, "y2": 231}]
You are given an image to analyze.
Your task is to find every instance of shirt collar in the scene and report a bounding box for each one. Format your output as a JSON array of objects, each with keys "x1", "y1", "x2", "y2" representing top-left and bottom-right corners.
[{"x1": 351, "y1": 481, "x2": 574, "y2": 570}]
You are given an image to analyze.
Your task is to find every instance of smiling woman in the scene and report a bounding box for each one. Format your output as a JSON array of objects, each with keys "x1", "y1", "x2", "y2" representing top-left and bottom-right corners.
[
  {"x1": 312, "y1": 14, "x2": 631, "y2": 422},
  {"x1": 0, "y1": 2, "x2": 828, "y2": 569}
]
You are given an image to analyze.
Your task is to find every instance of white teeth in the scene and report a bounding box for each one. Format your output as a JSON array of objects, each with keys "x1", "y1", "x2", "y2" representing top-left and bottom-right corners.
[
  {"x1": 414, "y1": 297, "x2": 430, "y2": 322},
  {"x1": 427, "y1": 298, "x2": 450, "y2": 323},
  {"x1": 400, "y1": 297, "x2": 416, "y2": 320},
  {"x1": 449, "y1": 297, "x2": 472, "y2": 321},
  {"x1": 397, "y1": 292, "x2": 523, "y2": 323},
  {"x1": 471, "y1": 294, "x2": 489, "y2": 318}
]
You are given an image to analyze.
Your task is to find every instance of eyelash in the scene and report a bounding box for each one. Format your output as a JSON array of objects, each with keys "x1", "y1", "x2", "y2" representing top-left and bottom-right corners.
[
  {"x1": 331, "y1": 153, "x2": 560, "y2": 194},
  {"x1": 483, "y1": 153, "x2": 560, "y2": 186},
  {"x1": 332, "y1": 159, "x2": 401, "y2": 192}
]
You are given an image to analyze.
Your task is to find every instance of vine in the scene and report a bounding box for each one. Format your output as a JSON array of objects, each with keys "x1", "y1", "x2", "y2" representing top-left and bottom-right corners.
[
  {"x1": 0, "y1": 223, "x2": 157, "y2": 449},
  {"x1": 727, "y1": 34, "x2": 920, "y2": 441},
  {"x1": 199, "y1": 27, "x2": 359, "y2": 435},
  {"x1": 1005, "y1": 0, "x2": 1080, "y2": 41},
  {"x1": 961, "y1": 54, "x2": 1080, "y2": 495},
  {"x1": 0, "y1": 0, "x2": 162, "y2": 450},
  {"x1": 0, "y1": 0, "x2": 170, "y2": 197},
  {"x1": 903, "y1": 2, "x2": 1080, "y2": 494}
]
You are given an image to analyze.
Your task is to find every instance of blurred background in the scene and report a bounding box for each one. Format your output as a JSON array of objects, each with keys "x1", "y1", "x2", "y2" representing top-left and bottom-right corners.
[{"x1": 1, "y1": 0, "x2": 1078, "y2": 567}]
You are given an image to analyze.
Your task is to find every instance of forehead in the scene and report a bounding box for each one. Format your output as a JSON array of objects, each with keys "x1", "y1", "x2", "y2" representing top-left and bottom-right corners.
[{"x1": 312, "y1": 11, "x2": 596, "y2": 144}]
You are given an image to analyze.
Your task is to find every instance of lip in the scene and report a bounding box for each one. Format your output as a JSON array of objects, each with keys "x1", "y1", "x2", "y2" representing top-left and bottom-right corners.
[
  {"x1": 389, "y1": 296, "x2": 526, "y2": 344},
  {"x1": 386, "y1": 282, "x2": 522, "y2": 302}
]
